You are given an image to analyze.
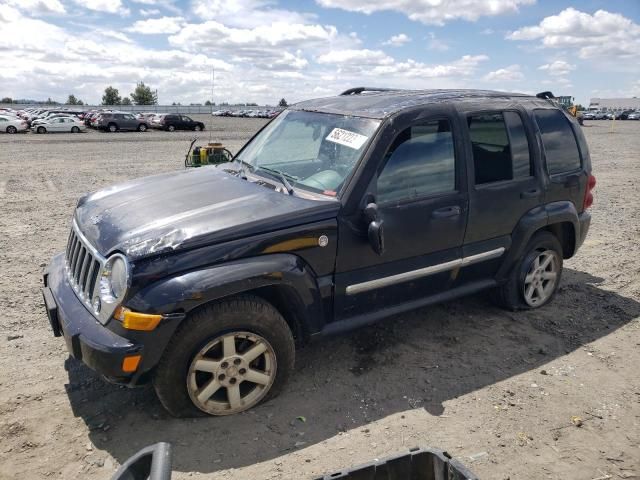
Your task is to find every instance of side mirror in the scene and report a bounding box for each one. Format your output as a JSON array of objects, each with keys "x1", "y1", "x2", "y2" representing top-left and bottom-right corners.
[{"x1": 368, "y1": 220, "x2": 385, "y2": 255}]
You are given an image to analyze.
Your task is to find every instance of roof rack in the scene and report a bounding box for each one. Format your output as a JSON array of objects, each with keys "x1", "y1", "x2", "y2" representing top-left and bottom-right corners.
[
  {"x1": 536, "y1": 91, "x2": 555, "y2": 100},
  {"x1": 340, "y1": 87, "x2": 398, "y2": 96}
]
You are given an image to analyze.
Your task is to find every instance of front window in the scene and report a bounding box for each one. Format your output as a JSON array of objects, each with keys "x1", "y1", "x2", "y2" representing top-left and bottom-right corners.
[{"x1": 236, "y1": 110, "x2": 380, "y2": 196}]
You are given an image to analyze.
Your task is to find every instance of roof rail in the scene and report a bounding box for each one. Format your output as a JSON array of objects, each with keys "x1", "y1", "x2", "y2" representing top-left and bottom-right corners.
[
  {"x1": 536, "y1": 91, "x2": 555, "y2": 100},
  {"x1": 340, "y1": 87, "x2": 397, "y2": 96}
]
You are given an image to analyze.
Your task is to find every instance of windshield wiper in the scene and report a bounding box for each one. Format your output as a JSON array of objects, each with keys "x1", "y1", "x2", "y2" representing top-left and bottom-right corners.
[{"x1": 256, "y1": 166, "x2": 296, "y2": 195}]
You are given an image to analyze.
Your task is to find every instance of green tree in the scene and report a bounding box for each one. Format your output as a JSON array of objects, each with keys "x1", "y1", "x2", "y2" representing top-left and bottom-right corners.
[
  {"x1": 102, "y1": 86, "x2": 121, "y2": 105},
  {"x1": 121, "y1": 97, "x2": 132, "y2": 106},
  {"x1": 278, "y1": 98, "x2": 288, "y2": 107},
  {"x1": 130, "y1": 82, "x2": 157, "y2": 105},
  {"x1": 66, "y1": 94, "x2": 83, "y2": 105},
  {"x1": 1, "y1": 97, "x2": 13, "y2": 103},
  {"x1": 204, "y1": 100, "x2": 213, "y2": 106}
]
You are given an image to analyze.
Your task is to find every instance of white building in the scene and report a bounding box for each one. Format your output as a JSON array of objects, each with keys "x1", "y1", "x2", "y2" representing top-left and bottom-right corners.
[{"x1": 589, "y1": 97, "x2": 640, "y2": 112}]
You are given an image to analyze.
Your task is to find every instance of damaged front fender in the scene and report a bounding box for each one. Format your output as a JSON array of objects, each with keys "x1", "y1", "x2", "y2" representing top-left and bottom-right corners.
[{"x1": 125, "y1": 253, "x2": 325, "y2": 337}]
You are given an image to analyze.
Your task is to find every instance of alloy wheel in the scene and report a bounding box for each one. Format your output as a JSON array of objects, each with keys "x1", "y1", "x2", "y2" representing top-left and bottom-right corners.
[
  {"x1": 187, "y1": 331, "x2": 277, "y2": 415},
  {"x1": 523, "y1": 250, "x2": 559, "y2": 307}
]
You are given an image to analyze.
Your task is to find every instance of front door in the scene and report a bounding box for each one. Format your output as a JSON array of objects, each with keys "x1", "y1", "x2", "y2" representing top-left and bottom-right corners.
[{"x1": 334, "y1": 112, "x2": 468, "y2": 320}]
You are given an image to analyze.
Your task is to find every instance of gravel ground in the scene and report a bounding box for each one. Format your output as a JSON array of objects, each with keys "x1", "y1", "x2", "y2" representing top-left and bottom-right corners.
[{"x1": 0, "y1": 117, "x2": 638, "y2": 480}]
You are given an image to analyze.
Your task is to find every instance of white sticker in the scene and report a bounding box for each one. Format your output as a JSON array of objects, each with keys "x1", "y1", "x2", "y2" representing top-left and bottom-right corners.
[{"x1": 325, "y1": 128, "x2": 369, "y2": 150}]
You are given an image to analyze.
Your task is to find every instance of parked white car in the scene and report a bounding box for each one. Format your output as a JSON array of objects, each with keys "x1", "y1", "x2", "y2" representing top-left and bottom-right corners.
[
  {"x1": 32, "y1": 116, "x2": 86, "y2": 133},
  {"x1": 0, "y1": 115, "x2": 29, "y2": 133}
]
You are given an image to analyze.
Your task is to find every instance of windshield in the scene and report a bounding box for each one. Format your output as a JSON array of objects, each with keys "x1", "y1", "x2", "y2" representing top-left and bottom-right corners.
[{"x1": 236, "y1": 110, "x2": 380, "y2": 196}]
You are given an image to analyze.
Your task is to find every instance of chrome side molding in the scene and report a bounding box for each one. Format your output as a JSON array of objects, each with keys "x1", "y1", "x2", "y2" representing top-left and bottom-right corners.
[{"x1": 345, "y1": 247, "x2": 505, "y2": 296}]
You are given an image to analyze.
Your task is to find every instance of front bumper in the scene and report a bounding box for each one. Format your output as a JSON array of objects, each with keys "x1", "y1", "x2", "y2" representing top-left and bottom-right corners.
[{"x1": 43, "y1": 253, "x2": 142, "y2": 382}]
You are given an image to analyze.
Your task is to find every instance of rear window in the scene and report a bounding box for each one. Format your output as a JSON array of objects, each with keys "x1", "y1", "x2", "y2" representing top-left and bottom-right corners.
[{"x1": 533, "y1": 109, "x2": 581, "y2": 174}]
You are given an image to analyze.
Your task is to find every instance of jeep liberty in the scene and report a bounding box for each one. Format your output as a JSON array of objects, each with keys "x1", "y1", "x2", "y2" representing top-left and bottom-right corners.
[{"x1": 42, "y1": 88, "x2": 594, "y2": 416}]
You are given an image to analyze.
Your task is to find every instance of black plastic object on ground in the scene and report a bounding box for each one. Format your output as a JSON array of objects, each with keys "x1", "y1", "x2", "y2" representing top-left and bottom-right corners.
[
  {"x1": 111, "y1": 442, "x2": 172, "y2": 480},
  {"x1": 313, "y1": 447, "x2": 478, "y2": 480}
]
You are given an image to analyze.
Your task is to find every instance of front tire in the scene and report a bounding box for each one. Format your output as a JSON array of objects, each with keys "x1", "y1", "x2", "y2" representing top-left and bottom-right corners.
[
  {"x1": 153, "y1": 296, "x2": 295, "y2": 417},
  {"x1": 71, "y1": 126, "x2": 80, "y2": 133},
  {"x1": 194, "y1": 125, "x2": 202, "y2": 131},
  {"x1": 138, "y1": 123, "x2": 147, "y2": 132},
  {"x1": 491, "y1": 231, "x2": 563, "y2": 310},
  {"x1": 37, "y1": 126, "x2": 46, "y2": 134}
]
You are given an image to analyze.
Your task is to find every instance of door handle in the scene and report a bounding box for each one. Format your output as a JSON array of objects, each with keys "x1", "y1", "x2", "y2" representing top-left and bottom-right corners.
[
  {"x1": 520, "y1": 189, "x2": 541, "y2": 199},
  {"x1": 431, "y1": 206, "x2": 461, "y2": 219}
]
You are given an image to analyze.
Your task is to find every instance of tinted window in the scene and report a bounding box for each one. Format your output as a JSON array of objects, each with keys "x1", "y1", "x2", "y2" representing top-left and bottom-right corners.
[
  {"x1": 182, "y1": 116, "x2": 192, "y2": 122},
  {"x1": 469, "y1": 112, "x2": 532, "y2": 184},
  {"x1": 533, "y1": 109, "x2": 581, "y2": 174},
  {"x1": 377, "y1": 119, "x2": 455, "y2": 203},
  {"x1": 504, "y1": 111, "x2": 532, "y2": 178},
  {"x1": 468, "y1": 113, "x2": 510, "y2": 184}
]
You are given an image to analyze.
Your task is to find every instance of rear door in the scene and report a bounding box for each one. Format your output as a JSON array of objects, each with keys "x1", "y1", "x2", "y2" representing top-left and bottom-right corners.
[{"x1": 457, "y1": 108, "x2": 542, "y2": 283}]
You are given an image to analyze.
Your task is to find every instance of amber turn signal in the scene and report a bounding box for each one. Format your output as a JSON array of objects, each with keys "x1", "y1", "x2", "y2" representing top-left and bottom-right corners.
[
  {"x1": 115, "y1": 306, "x2": 163, "y2": 331},
  {"x1": 122, "y1": 355, "x2": 142, "y2": 373}
]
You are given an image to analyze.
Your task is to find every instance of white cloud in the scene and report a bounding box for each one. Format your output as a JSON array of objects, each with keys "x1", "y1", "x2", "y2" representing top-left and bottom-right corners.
[
  {"x1": 483, "y1": 64, "x2": 524, "y2": 82},
  {"x1": 140, "y1": 8, "x2": 161, "y2": 16},
  {"x1": 5, "y1": 0, "x2": 65, "y2": 14},
  {"x1": 538, "y1": 60, "x2": 575, "y2": 76},
  {"x1": 73, "y1": 0, "x2": 130, "y2": 15},
  {"x1": 316, "y1": 0, "x2": 535, "y2": 25},
  {"x1": 169, "y1": 20, "x2": 338, "y2": 69},
  {"x1": 507, "y1": 8, "x2": 640, "y2": 59},
  {"x1": 427, "y1": 32, "x2": 449, "y2": 51},
  {"x1": 383, "y1": 33, "x2": 411, "y2": 46},
  {"x1": 317, "y1": 49, "x2": 394, "y2": 67},
  {"x1": 192, "y1": 0, "x2": 314, "y2": 28},
  {"x1": 318, "y1": 50, "x2": 488, "y2": 79},
  {"x1": 128, "y1": 16, "x2": 185, "y2": 34}
]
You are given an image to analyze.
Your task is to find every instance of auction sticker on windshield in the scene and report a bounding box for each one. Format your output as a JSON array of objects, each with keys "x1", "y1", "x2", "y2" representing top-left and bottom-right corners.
[{"x1": 326, "y1": 128, "x2": 369, "y2": 150}]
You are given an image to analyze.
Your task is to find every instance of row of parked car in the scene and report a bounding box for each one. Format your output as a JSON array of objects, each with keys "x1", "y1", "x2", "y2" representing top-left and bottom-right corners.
[
  {"x1": 582, "y1": 110, "x2": 640, "y2": 120},
  {"x1": 0, "y1": 107, "x2": 209, "y2": 134}
]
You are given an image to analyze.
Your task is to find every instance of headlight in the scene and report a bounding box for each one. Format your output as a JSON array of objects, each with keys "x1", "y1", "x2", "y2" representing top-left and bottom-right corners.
[{"x1": 99, "y1": 254, "x2": 130, "y2": 305}]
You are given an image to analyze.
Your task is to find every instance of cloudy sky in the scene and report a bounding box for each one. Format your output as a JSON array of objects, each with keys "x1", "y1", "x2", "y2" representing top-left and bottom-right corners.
[{"x1": 0, "y1": 0, "x2": 638, "y2": 106}]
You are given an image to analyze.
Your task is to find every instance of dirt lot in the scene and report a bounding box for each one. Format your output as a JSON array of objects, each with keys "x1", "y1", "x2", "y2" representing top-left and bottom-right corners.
[{"x1": 0, "y1": 117, "x2": 638, "y2": 480}]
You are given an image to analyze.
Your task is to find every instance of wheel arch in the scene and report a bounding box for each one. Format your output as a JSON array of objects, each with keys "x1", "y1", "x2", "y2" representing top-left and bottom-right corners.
[
  {"x1": 497, "y1": 201, "x2": 581, "y2": 280},
  {"x1": 126, "y1": 254, "x2": 324, "y2": 344}
]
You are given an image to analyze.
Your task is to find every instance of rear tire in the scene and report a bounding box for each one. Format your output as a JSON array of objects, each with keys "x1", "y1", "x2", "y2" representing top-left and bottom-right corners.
[
  {"x1": 6, "y1": 126, "x2": 17, "y2": 134},
  {"x1": 167, "y1": 125, "x2": 175, "y2": 132},
  {"x1": 108, "y1": 123, "x2": 117, "y2": 133},
  {"x1": 153, "y1": 295, "x2": 295, "y2": 417},
  {"x1": 491, "y1": 231, "x2": 563, "y2": 310}
]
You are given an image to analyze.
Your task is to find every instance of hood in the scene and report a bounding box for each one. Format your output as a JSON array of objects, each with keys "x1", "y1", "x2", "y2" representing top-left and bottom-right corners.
[{"x1": 75, "y1": 166, "x2": 339, "y2": 260}]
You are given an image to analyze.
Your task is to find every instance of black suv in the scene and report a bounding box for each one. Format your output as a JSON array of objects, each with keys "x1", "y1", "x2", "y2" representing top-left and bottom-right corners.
[
  {"x1": 42, "y1": 89, "x2": 594, "y2": 417},
  {"x1": 155, "y1": 114, "x2": 205, "y2": 131}
]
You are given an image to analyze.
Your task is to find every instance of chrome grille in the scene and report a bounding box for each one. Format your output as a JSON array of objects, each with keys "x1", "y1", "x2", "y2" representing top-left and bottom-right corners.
[{"x1": 65, "y1": 221, "x2": 106, "y2": 312}]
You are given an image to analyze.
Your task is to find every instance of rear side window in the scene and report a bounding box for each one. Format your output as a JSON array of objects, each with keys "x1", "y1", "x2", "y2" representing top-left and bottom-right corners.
[
  {"x1": 533, "y1": 109, "x2": 581, "y2": 174},
  {"x1": 377, "y1": 119, "x2": 456, "y2": 203},
  {"x1": 468, "y1": 112, "x2": 532, "y2": 185}
]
